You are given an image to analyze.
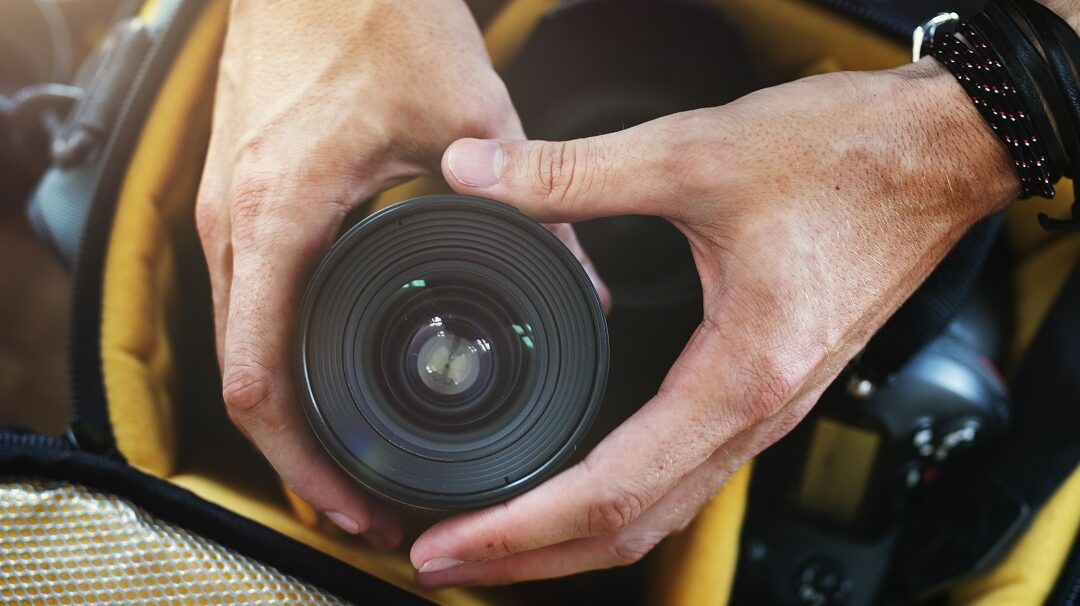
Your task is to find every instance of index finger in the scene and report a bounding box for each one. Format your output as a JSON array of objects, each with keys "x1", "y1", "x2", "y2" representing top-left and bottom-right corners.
[{"x1": 220, "y1": 185, "x2": 401, "y2": 544}]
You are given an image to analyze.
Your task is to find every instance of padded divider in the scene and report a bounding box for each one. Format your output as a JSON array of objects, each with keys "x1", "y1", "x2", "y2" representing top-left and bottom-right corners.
[{"x1": 101, "y1": 0, "x2": 227, "y2": 479}]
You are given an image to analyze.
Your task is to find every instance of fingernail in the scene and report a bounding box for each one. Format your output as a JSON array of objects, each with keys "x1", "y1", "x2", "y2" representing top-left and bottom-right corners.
[
  {"x1": 325, "y1": 511, "x2": 361, "y2": 534},
  {"x1": 447, "y1": 139, "x2": 503, "y2": 188},
  {"x1": 417, "y1": 557, "x2": 465, "y2": 574}
]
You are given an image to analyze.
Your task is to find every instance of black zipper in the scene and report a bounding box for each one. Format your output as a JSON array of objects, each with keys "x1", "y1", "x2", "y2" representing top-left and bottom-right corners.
[
  {"x1": 66, "y1": 0, "x2": 207, "y2": 454},
  {"x1": 0, "y1": 429, "x2": 73, "y2": 452},
  {"x1": 810, "y1": 0, "x2": 917, "y2": 40},
  {"x1": 1051, "y1": 535, "x2": 1080, "y2": 606}
]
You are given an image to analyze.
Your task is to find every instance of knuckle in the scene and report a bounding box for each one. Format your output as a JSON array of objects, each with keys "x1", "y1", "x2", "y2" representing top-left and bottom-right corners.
[
  {"x1": 221, "y1": 352, "x2": 274, "y2": 417},
  {"x1": 281, "y1": 468, "x2": 317, "y2": 500},
  {"x1": 607, "y1": 532, "x2": 662, "y2": 567},
  {"x1": 587, "y1": 486, "x2": 647, "y2": 537},
  {"x1": 229, "y1": 176, "x2": 276, "y2": 232},
  {"x1": 194, "y1": 196, "x2": 219, "y2": 242},
  {"x1": 740, "y1": 353, "x2": 800, "y2": 425},
  {"x1": 486, "y1": 531, "x2": 517, "y2": 559},
  {"x1": 459, "y1": 79, "x2": 515, "y2": 136},
  {"x1": 476, "y1": 502, "x2": 520, "y2": 558},
  {"x1": 534, "y1": 141, "x2": 583, "y2": 209}
]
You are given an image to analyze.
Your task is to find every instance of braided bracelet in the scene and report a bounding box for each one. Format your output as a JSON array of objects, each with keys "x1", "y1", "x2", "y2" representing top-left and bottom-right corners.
[{"x1": 916, "y1": 1, "x2": 1080, "y2": 228}]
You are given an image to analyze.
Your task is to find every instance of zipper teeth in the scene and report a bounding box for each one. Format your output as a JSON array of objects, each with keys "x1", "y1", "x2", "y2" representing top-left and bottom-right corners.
[
  {"x1": 0, "y1": 431, "x2": 71, "y2": 450},
  {"x1": 1065, "y1": 563, "x2": 1080, "y2": 606},
  {"x1": 67, "y1": 0, "x2": 203, "y2": 453}
]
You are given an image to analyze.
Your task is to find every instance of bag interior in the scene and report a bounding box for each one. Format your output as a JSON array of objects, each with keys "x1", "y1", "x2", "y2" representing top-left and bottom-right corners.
[{"x1": 94, "y1": 0, "x2": 1080, "y2": 603}]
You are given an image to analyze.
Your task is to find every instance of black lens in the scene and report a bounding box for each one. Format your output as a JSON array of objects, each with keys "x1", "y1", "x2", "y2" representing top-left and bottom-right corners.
[{"x1": 297, "y1": 195, "x2": 608, "y2": 510}]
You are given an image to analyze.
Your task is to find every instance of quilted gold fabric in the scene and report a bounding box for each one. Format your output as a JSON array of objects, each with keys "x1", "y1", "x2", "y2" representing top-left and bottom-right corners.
[{"x1": 0, "y1": 477, "x2": 350, "y2": 606}]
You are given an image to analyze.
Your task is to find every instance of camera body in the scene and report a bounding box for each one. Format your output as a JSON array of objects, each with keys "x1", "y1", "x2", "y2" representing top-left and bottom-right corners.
[{"x1": 733, "y1": 288, "x2": 1012, "y2": 606}]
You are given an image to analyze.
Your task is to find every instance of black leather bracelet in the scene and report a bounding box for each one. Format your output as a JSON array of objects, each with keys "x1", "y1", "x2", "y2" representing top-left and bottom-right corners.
[
  {"x1": 980, "y1": 4, "x2": 1071, "y2": 177},
  {"x1": 1016, "y1": 0, "x2": 1080, "y2": 174},
  {"x1": 922, "y1": 0, "x2": 1080, "y2": 227}
]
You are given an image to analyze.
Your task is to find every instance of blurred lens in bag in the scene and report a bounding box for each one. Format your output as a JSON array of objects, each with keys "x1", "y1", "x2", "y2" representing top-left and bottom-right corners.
[
  {"x1": 296, "y1": 195, "x2": 608, "y2": 511},
  {"x1": 502, "y1": 0, "x2": 757, "y2": 434}
]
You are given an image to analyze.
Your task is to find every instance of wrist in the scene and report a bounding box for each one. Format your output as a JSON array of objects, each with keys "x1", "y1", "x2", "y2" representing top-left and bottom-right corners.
[
  {"x1": 887, "y1": 59, "x2": 1020, "y2": 223},
  {"x1": 1038, "y1": 0, "x2": 1080, "y2": 34}
]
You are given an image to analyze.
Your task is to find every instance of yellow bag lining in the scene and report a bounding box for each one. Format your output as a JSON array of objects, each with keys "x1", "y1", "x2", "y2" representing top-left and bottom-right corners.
[{"x1": 96, "y1": 0, "x2": 1080, "y2": 603}]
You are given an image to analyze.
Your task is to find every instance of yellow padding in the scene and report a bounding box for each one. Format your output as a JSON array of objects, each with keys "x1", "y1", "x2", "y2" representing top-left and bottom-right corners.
[
  {"x1": 483, "y1": 0, "x2": 558, "y2": 72},
  {"x1": 649, "y1": 464, "x2": 752, "y2": 606},
  {"x1": 1008, "y1": 234, "x2": 1080, "y2": 371},
  {"x1": 101, "y1": 0, "x2": 228, "y2": 477},
  {"x1": 1006, "y1": 179, "x2": 1076, "y2": 257},
  {"x1": 951, "y1": 465, "x2": 1080, "y2": 605},
  {"x1": 712, "y1": 0, "x2": 907, "y2": 76}
]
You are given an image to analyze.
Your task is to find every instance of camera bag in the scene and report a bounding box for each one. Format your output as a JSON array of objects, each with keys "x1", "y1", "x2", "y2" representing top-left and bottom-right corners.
[{"x1": 5, "y1": 0, "x2": 1080, "y2": 604}]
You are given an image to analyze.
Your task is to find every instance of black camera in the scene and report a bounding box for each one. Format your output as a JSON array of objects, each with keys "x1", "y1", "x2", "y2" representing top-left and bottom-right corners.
[
  {"x1": 295, "y1": 195, "x2": 608, "y2": 511},
  {"x1": 733, "y1": 260, "x2": 1013, "y2": 606}
]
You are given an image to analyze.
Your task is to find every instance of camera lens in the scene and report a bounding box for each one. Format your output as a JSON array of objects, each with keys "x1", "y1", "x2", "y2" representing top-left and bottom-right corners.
[{"x1": 296, "y1": 195, "x2": 608, "y2": 510}]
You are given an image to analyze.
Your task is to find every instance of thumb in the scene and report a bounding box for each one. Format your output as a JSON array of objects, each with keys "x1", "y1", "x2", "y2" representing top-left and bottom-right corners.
[{"x1": 441, "y1": 124, "x2": 677, "y2": 223}]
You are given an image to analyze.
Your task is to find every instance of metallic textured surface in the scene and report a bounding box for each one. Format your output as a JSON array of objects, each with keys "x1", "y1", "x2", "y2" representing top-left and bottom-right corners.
[{"x1": 0, "y1": 477, "x2": 351, "y2": 605}]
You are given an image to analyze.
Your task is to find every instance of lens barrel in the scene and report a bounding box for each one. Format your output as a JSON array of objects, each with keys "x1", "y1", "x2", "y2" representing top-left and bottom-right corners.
[{"x1": 296, "y1": 195, "x2": 608, "y2": 510}]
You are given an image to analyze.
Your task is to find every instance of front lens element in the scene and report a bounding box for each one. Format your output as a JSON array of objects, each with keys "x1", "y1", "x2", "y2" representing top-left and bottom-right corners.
[{"x1": 411, "y1": 317, "x2": 490, "y2": 399}]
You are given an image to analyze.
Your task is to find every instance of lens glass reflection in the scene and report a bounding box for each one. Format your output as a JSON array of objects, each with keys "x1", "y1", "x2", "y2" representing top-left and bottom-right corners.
[
  {"x1": 409, "y1": 316, "x2": 492, "y2": 399},
  {"x1": 372, "y1": 273, "x2": 533, "y2": 440}
]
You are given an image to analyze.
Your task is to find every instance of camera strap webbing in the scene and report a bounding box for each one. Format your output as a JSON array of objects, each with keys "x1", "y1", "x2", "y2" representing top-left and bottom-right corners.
[{"x1": 894, "y1": 249, "x2": 1080, "y2": 595}]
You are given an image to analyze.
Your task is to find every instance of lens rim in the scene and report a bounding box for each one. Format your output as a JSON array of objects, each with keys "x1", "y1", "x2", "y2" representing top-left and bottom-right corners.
[{"x1": 296, "y1": 195, "x2": 609, "y2": 510}]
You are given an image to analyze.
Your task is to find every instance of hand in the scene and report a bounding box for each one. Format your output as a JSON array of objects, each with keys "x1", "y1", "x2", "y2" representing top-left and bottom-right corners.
[
  {"x1": 195, "y1": 0, "x2": 605, "y2": 547},
  {"x1": 410, "y1": 60, "x2": 1020, "y2": 584}
]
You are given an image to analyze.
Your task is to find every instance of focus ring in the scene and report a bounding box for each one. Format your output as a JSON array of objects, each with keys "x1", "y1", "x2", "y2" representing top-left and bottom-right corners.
[{"x1": 296, "y1": 195, "x2": 608, "y2": 510}]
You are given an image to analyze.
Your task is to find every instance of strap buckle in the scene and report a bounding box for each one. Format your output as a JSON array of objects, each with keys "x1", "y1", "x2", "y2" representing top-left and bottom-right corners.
[{"x1": 912, "y1": 12, "x2": 961, "y2": 62}]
